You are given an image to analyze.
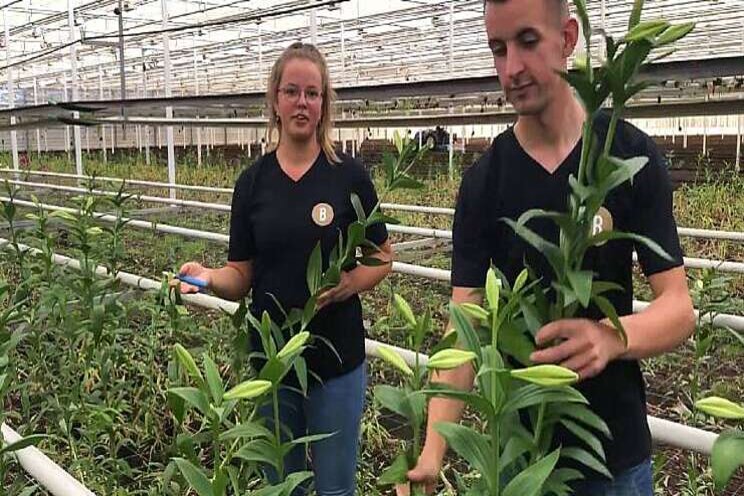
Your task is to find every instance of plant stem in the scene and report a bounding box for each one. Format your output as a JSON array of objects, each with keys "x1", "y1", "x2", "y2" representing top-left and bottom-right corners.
[
  {"x1": 272, "y1": 387, "x2": 284, "y2": 479},
  {"x1": 532, "y1": 402, "x2": 546, "y2": 462}
]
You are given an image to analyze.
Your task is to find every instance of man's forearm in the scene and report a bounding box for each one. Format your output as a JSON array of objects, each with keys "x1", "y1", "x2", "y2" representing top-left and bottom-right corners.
[
  {"x1": 420, "y1": 358, "x2": 476, "y2": 460},
  {"x1": 619, "y1": 285, "x2": 695, "y2": 360}
]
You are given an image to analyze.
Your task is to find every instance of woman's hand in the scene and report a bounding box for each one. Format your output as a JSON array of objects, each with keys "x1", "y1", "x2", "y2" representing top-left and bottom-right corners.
[
  {"x1": 316, "y1": 271, "x2": 358, "y2": 310},
  {"x1": 172, "y1": 262, "x2": 213, "y2": 294}
]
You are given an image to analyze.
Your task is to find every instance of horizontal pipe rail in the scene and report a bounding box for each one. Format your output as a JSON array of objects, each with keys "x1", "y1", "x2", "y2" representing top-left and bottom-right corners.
[
  {"x1": 4, "y1": 175, "x2": 744, "y2": 243},
  {"x1": 0, "y1": 168, "x2": 233, "y2": 194}
]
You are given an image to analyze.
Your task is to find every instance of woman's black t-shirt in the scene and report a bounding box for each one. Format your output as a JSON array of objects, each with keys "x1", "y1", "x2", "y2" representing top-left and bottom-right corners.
[
  {"x1": 451, "y1": 113, "x2": 684, "y2": 476},
  {"x1": 228, "y1": 151, "x2": 388, "y2": 382}
]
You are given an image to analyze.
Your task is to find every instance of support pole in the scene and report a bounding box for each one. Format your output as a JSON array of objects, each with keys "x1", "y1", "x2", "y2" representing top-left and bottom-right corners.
[
  {"x1": 162, "y1": 0, "x2": 176, "y2": 199},
  {"x1": 309, "y1": 9, "x2": 317, "y2": 45},
  {"x1": 63, "y1": 78, "x2": 71, "y2": 161},
  {"x1": 3, "y1": 13, "x2": 19, "y2": 172},
  {"x1": 737, "y1": 115, "x2": 742, "y2": 173},
  {"x1": 448, "y1": 1, "x2": 454, "y2": 74},
  {"x1": 69, "y1": 0, "x2": 83, "y2": 176},
  {"x1": 141, "y1": 51, "x2": 150, "y2": 165},
  {"x1": 33, "y1": 78, "x2": 41, "y2": 156},
  {"x1": 193, "y1": 45, "x2": 202, "y2": 167},
  {"x1": 99, "y1": 69, "x2": 107, "y2": 164}
]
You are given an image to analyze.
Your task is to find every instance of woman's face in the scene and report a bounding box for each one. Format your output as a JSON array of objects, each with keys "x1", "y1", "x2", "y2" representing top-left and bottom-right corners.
[{"x1": 275, "y1": 58, "x2": 324, "y2": 144}]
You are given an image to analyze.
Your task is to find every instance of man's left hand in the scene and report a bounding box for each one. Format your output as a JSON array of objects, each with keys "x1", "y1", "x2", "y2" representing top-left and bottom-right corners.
[
  {"x1": 530, "y1": 319, "x2": 627, "y2": 380},
  {"x1": 316, "y1": 271, "x2": 358, "y2": 310}
]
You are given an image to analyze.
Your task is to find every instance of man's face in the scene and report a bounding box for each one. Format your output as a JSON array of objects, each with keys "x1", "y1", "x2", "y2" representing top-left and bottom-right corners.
[{"x1": 484, "y1": 0, "x2": 574, "y2": 116}]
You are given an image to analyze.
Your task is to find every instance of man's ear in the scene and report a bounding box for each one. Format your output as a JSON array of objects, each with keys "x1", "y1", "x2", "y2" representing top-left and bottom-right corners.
[{"x1": 562, "y1": 17, "x2": 580, "y2": 58}]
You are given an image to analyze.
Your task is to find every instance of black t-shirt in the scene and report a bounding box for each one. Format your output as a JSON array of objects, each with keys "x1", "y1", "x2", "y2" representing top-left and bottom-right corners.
[
  {"x1": 228, "y1": 150, "x2": 388, "y2": 383},
  {"x1": 451, "y1": 113, "x2": 684, "y2": 476}
]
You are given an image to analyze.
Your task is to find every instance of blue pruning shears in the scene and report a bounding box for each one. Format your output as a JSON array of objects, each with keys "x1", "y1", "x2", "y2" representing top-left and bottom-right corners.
[{"x1": 176, "y1": 274, "x2": 208, "y2": 293}]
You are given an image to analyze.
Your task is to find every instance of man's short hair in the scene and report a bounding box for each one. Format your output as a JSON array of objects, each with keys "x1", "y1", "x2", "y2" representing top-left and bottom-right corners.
[{"x1": 484, "y1": 0, "x2": 569, "y2": 20}]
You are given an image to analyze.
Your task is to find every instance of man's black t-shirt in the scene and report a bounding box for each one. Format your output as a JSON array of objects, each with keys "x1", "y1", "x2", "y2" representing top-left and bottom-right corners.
[
  {"x1": 228, "y1": 150, "x2": 388, "y2": 383},
  {"x1": 451, "y1": 113, "x2": 684, "y2": 475}
]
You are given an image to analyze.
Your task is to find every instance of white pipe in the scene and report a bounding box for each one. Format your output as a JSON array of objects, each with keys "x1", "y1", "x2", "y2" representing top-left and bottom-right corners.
[
  {"x1": 0, "y1": 169, "x2": 233, "y2": 194},
  {"x1": 0, "y1": 238, "x2": 727, "y2": 456},
  {"x1": 0, "y1": 423, "x2": 95, "y2": 496},
  {"x1": 646, "y1": 416, "x2": 716, "y2": 455},
  {"x1": 2, "y1": 180, "x2": 231, "y2": 212},
  {"x1": 0, "y1": 197, "x2": 230, "y2": 243}
]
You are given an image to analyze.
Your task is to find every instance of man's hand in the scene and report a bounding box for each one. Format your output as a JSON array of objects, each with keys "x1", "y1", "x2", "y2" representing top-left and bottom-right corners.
[
  {"x1": 316, "y1": 271, "x2": 358, "y2": 310},
  {"x1": 395, "y1": 453, "x2": 441, "y2": 495},
  {"x1": 530, "y1": 319, "x2": 627, "y2": 380}
]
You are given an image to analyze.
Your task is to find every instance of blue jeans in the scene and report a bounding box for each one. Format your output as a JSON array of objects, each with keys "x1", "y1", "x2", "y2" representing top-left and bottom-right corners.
[
  {"x1": 572, "y1": 458, "x2": 653, "y2": 496},
  {"x1": 258, "y1": 361, "x2": 366, "y2": 496}
]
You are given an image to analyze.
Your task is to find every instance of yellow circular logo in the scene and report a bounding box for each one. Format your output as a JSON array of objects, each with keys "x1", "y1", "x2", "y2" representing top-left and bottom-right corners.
[
  {"x1": 591, "y1": 206, "x2": 614, "y2": 245},
  {"x1": 312, "y1": 203, "x2": 334, "y2": 227}
]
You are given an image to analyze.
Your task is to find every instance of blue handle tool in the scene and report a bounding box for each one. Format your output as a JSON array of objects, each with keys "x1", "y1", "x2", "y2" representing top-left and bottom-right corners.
[{"x1": 176, "y1": 274, "x2": 208, "y2": 293}]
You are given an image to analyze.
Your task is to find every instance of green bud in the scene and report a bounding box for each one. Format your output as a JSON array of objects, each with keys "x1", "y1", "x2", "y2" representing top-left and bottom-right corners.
[
  {"x1": 393, "y1": 294, "x2": 417, "y2": 327},
  {"x1": 459, "y1": 303, "x2": 490, "y2": 323},
  {"x1": 426, "y1": 349, "x2": 477, "y2": 371},
  {"x1": 485, "y1": 268, "x2": 501, "y2": 312},
  {"x1": 276, "y1": 332, "x2": 310, "y2": 360},
  {"x1": 377, "y1": 345, "x2": 413, "y2": 377},
  {"x1": 513, "y1": 269, "x2": 529, "y2": 293},
  {"x1": 174, "y1": 344, "x2": 204, "y2": 385},
  {"x1": 223, "y1": 380, "x2": 272, "y2": 401},
  {"x1": 510, "y1": 365, "x2": 578, "y2": 387},
  {"x1": 696, "y1": 397, "x2": 744, "y2": 420}
]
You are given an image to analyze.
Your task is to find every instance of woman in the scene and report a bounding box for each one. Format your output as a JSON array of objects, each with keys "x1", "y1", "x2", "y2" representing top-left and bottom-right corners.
[{"x1": 177, "y1": 42, "x2": 392, "y2": 496}]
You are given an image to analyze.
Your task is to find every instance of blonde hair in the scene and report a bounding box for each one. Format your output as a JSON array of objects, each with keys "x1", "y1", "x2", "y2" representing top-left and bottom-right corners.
[{"x1": 266, "y1": 42, "x2": 340, "y2": 163}]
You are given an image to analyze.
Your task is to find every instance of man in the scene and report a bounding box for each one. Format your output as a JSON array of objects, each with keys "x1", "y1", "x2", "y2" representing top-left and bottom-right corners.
[{"x1": 398, "y1": 0, "x2": 696, "y2": 494}]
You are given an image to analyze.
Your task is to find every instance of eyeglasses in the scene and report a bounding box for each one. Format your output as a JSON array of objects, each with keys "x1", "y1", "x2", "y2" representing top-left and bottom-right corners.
[{"x1": 277, "y1": 85, "x2": 322, "y2": 103}]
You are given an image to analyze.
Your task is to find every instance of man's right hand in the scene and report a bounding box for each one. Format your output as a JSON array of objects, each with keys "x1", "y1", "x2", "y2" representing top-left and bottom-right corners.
[
  {"x1": 395, "y1": 454, "x2": 441, "y2": 495},
  {"x1": 173, "y1": 262, "x2": 212, "y2": 294}
]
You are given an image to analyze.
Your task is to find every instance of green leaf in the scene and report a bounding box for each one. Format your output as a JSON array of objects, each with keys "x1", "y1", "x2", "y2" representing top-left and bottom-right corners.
[
  {"x1": 592, "y1": 295, "x2": 627, "y2": 346},
  {"x1": 628, "y1": 0, "x2": 644, "y2": 29},
  {"x1": 202, "y1": 353, "x2": 224, "y2": 406},
  {"x1": 625, "y1": 20, "x2": 669, "y2": 43},
  {"x1": 558, "y1": 71, "x2": 598, "y2": 112},
  {"x1": 423, "y1": 383, "x2": 496, "y2": 419},
  {"x1": 0, "y1": 434, "x2": 46, "y2": 456},
  {"x1": 435, "y1": 422, "x2": 495, "y2": 488},
  {"x1": 350, "y1": 193, "x2": 366, "y2": 223},
  {"x1": 504, "y1": 385, "x2": 587, "y2": 414},
  {"x1": 560, "y1": 418, "x2": 606, "y2": 460},
  {"x1": 567, "y1": 270, "x2": 593, "y2": 308},
  {"x1": 502, "y1": 448, "x2": 560, "y2": 496},
  {"x1": 550, "y1": 403, "x2": 612, "y2": 439},
  {"x1": 393, "y1": 130, "x2": 404, "y2": 155},
  {"x1": 711, "y1": 430, "x2": 744, "y2": 491},
  {"x1": 234, "y1": 439, "x2": 281, "y2": 471},
  {"x1": 449, "y1": 304, "x2": 483, "y2": 362},
  {"x1": 655, "y1": 23, "x2": 695, "y2": 46},
  {"x1": 584, "y1": 231, "x2": 672, "y2": 262},
  {"x1": 291, "y1": 432, "x2": 336, "y2": 445},
  {"x1": 374, "y1": 385, "x2": 423, "y2": 425},
  {"x1": 502, "y1": 218, "x2": 564, "y2": 278},
  {"x1": 306, "y1": 243, "x2": 323, "y2": 295},
  {"x1": 219, "y1": 422, "x2": 273, "y2": 442},
  {"x1": 173, "y1": 458, "x2": 214, "y2": 496},
  {"x1": 174, "y1": 344, "x2": 204, "y2": 386},
  {"x1": 378, "y1": 452, "x2": 410, "y2": 486},
  {"x1": 562, "y1": 447, "x2": 612, "y2": 479},
  {"x1": 168, "y1": 387, "x2": 210, "y2": 416},
  {"x1": 600, "y1": 156, "x2": 649, "y2": 193}
]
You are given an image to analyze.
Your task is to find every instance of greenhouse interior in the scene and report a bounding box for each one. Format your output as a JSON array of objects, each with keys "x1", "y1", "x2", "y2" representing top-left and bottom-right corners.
[{"x1": 0, "y1": 0, "x2": 743, "y2": 494}]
